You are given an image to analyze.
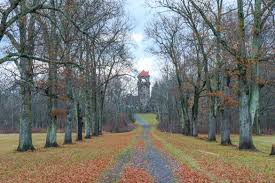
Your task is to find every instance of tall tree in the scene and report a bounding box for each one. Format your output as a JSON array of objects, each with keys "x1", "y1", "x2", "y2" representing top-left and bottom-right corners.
[{"x1": 189, "y1": 0, "x2": 274, "y2": 149}]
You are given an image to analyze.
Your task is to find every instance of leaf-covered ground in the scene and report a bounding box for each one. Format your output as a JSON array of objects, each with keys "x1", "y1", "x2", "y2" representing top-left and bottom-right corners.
[
  {"x1": 101, "y1": 115, "x2": 175, "y2": 183},
  {"x1": 0, "y1": 131, "x2": 139, "y2": 183},
  {"x1": 1, "y1": 114, "x2": 274, "y2": 183},
  {"x1": 139, "y1": 113, "x2": 275, "y2": 183}
]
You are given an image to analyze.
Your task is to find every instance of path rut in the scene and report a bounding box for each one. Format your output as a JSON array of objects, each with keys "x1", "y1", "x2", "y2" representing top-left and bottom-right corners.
[{"x1": 101, "y1": 114, "x2": 176, "y2": 183}]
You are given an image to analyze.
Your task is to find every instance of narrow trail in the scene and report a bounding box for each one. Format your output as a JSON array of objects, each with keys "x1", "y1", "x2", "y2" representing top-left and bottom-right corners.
[{"x1": 101, "y1": 114, "x2": 176, "y2": 183}]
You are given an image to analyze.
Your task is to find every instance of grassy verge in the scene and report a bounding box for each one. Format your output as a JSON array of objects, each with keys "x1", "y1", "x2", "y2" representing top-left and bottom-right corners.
[{"x1": 137, "y1": 113, "x2": 275, "y2": 182}]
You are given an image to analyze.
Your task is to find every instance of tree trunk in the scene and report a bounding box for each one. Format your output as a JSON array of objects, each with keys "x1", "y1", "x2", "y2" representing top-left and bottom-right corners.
[
  {"x1": 192, "y1": 118, "x2": 198, "y2": 137},
  {"x1": 64, "y1": 66, "x2": 73, "y2": 144},
  {"x1": 182, "y1": 97, "x2": 191, "y2": 136},
  {"x1": 239, "y1": 87, "x2": 255, "y2": 149},
  {"x1": 237, "y1": 0, "x2": 255, "y2": 150},
  {"x1": 249, "y1": 0, "x2": 261, "y2": 135},
  {"x1": 208, "y1": 96, "x2": 217, "y2": 141},
  {"x1": 45, "y1": 84, "x2": 58, "y2": 147},
  {"x1": 17, "y1": 58, "x2": 34, "y2": 152},
  {"x1": 220, "y1": 111, "x2": 231, "y2": 145},
  {"x1": 92, "y1": 66, "x2": 99, "y2": 136},
  {"x1": 45, "y1": 60, "x2": 58, "y2": 148},
  {"x1": 17, "y1": 9, "x2": 35, "y2": 151},
  {"x1": 208, "y1": 110, "x2": 216, "y2": 141},
  {"x1": 77, "y1": 102, "x2": 83, "y2": 141},
  {"x1": 45, "y1": 115, "x2": 58, "y2": 147},
  {"x1": 98, "y1": 93, "x2": 104, "y2": 135},
  {"x1": 44, "y1": 0, "x2": 59, "y2": 148},
  {"x1": 64, "y1": 100, "x2": 73, "y2": 144},
  {"x1": 220, "y1": 79, "x2": 231, "y2": 145},
  {"x1": 84, "y1": 88, "x2": 92, "y2": 138},
  {"x1": 191, "y1": 90, "x2": 199, "y2": 137}
]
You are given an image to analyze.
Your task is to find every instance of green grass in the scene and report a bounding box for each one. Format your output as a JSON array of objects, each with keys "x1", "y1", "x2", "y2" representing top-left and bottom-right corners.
[
  {"x1": 137, "y1": 113, "x2": 275, "y2": 182},
  {"x1": 0, "y1": 133, "x2": 75, "y2": 154},
  {"x1": 137, "y1": 113, "x2": 275, "y2": 154},
  {"x1": 136, "y1": 113, "x2": 158, "y2": 127}
]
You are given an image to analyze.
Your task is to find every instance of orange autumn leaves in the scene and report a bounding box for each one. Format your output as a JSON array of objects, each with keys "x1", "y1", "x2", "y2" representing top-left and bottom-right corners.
[
  {"x1": 120, "y1": 167, "x2": 154, "y2": 183},
  {"x1": 0, "y1": 130, "x2": 138, "y2": 183},
  {"x1": 119, "y1": 134, "x2": 154, "y2": 183},
  {"x1": 151, "y1": 134, "x2": 210, "y2": 183},
  {"x1": 136, "y1": 138, "x2": 145, "y2": 150},
  {"x1": 152, "y1": 130, "x2": 275, "y2": 183},
  {"x1": 175, "y1": 165, "x2": 210, "y2": 183},
  {"x1": 11, "y1": 158, "x2": 110, "y2": 183}
]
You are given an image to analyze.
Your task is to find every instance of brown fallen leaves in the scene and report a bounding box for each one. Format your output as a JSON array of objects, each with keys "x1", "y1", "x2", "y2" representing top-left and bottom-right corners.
[
  {"x1": 175, "y1": 164, "x2": 210, "y2": 183},
  {"x1": 151, "y1": 133, "x2": 210, "y2": 183},
  {"x1": 153, "y1": 130, "x2": 275, "y2": 183},
  {"x1": 10, "y1": 158, "x2": 110, "y2": 183},
  {"x1": 136, "y1": 138, "x2": 145, "y2": 150},
  {"x1": 199, "y1": 157, "x2": 266, "y2": 183},
  {"x1": 120, "y1": 167, "x2": 154, "y2": 183},
  {"x1": 1, "y1": 130, "x2": 138, "y2": 183}
]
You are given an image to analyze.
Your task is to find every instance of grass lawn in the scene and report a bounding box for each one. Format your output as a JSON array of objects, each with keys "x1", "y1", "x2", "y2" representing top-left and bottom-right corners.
[
  {"x1": 137, "y1": 113, "x2": 275, "y2": 183},
  {"x1": 0, "y1": 130, "x2": 139, "y2": 182},
  {"x1": 1, "y1": 114, "x2": 274, "y2": 183}
]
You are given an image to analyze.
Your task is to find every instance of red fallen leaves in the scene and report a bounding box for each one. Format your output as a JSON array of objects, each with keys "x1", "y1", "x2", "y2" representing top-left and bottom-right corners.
[
  {"x1": 175, "y1": 165, "x2": 211, "y2": 183},
  {"x1": 10, "y1": 158, "x2": 110, "y2": 183},
  {"x1": 136, "y1": 139, "x2": 145, "y2": 150},
  {"x1": 1, "y1": 130, "x2": 139, "y2": 183},
  {"x1": 120, "y1": 167, "x2": 154, "y2": 183},
  {"x1": 199, "y1": 158, "x2": 267, "y2": 183},
  {"x1": 151, "y1": 135, "x2": 210, "y2": 183},
  {"x1": 153, "y1": 131, "x2": 274, "y2": 183}
]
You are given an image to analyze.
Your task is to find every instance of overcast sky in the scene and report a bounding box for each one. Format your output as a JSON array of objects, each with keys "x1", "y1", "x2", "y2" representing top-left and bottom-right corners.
[
  {"x1": 0, "y1": 0, "x2": 162, "y2": 85},
  {"x1": 126, "y1": 0, "x2": 162, "y2": 83}
]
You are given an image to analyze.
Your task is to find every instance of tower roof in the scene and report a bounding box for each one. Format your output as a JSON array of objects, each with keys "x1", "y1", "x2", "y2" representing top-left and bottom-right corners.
[{"x1": 138, "y1": 70, "x2": 150, "y2": 77}]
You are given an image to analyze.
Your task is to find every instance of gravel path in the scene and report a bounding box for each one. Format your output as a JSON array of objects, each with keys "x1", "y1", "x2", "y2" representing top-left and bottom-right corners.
[
  {"x1": 101, "y1": 148, "x2": 133, "y2": 183},
  {"x1": 101, "y1": 114, "x2": 176, "y2": 183},
  {"x1": 134, "y1": 114, "x2": 175, "y2": 183}
]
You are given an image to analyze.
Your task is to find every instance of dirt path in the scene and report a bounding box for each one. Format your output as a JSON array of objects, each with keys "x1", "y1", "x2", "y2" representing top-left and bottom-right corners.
[{"x1": 101, "y1": 114, "x2": 176, "y2": 183}]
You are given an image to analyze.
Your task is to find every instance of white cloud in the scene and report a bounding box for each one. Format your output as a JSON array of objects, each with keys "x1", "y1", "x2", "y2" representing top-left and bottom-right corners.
[{"x1": 131, "y1": 32, "x2": 144, "y2": 43}]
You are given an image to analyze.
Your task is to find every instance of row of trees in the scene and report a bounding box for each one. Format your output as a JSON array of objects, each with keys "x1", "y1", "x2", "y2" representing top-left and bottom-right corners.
[
  {"x1": 147, "y1": 0, "x2": 274, "y2": 153},
  {"x1": 0, "y1": 0, "x2": 133, "y2": 151}
]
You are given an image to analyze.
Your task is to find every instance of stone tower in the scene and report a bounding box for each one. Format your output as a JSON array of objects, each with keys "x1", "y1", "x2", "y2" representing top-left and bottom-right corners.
[{"x1": 138, "y1": 70, "x2": 150, "y2": 112}]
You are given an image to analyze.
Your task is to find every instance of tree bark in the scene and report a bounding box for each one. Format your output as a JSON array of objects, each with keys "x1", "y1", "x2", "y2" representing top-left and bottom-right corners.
[
  {"x1": 17, "y1": 5, "x2": 35, "y2": 152},
  {"x1": 239, "y1": 87, "x2": 255, "y2": 149},
  {"x1": 45, "y1": 75, "x2": 58, "y2": 146},
  {"x1": 237, "y1": 0, "x2": 255, "y2": 150},
  {"x1": 17, "y1": 59, "x2": 34, "y2": 151},
  {"x1": 249, "y1": 0, "x2": 261, "y2": 134},
  {"x1": 208, "y1": 100, "x2": 217, "y2": 141},
  {"x1": 92, "y1": 65, "x2": 99, "y2": 136},
  {"x1": 76, "y1": 102, "x2": 83, "y2": 141},
  {"x1": 182, "y1": 96, "x2": 191, "y2": 136},
  {"x1": 191, "y1": 89, "x2": 199, "y2": 137},
  {"x1": 84, "y1": 96, "x2": 92, "y2": 138},
  {"x1": 220, "y1": 76, "x2": 231, "y2": 145},
  {"x1": 174, "y1": 63, "x2": 191, "y2": 136},
  {"x1": 45, "y1": 53, "x2": 58, "y2": 147},
  {"x1": 220, "y1": 106, "x2": 231, "y2": 145},
  {"x1": 64, "y1": 65, "x2": 74, "y2": 144},
  {"x1": 220, "y1": 115, "x2": 231, "y2": 145},
  {"x1": 45, "y1": 115, "x2": 58, "y2": 147}
]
